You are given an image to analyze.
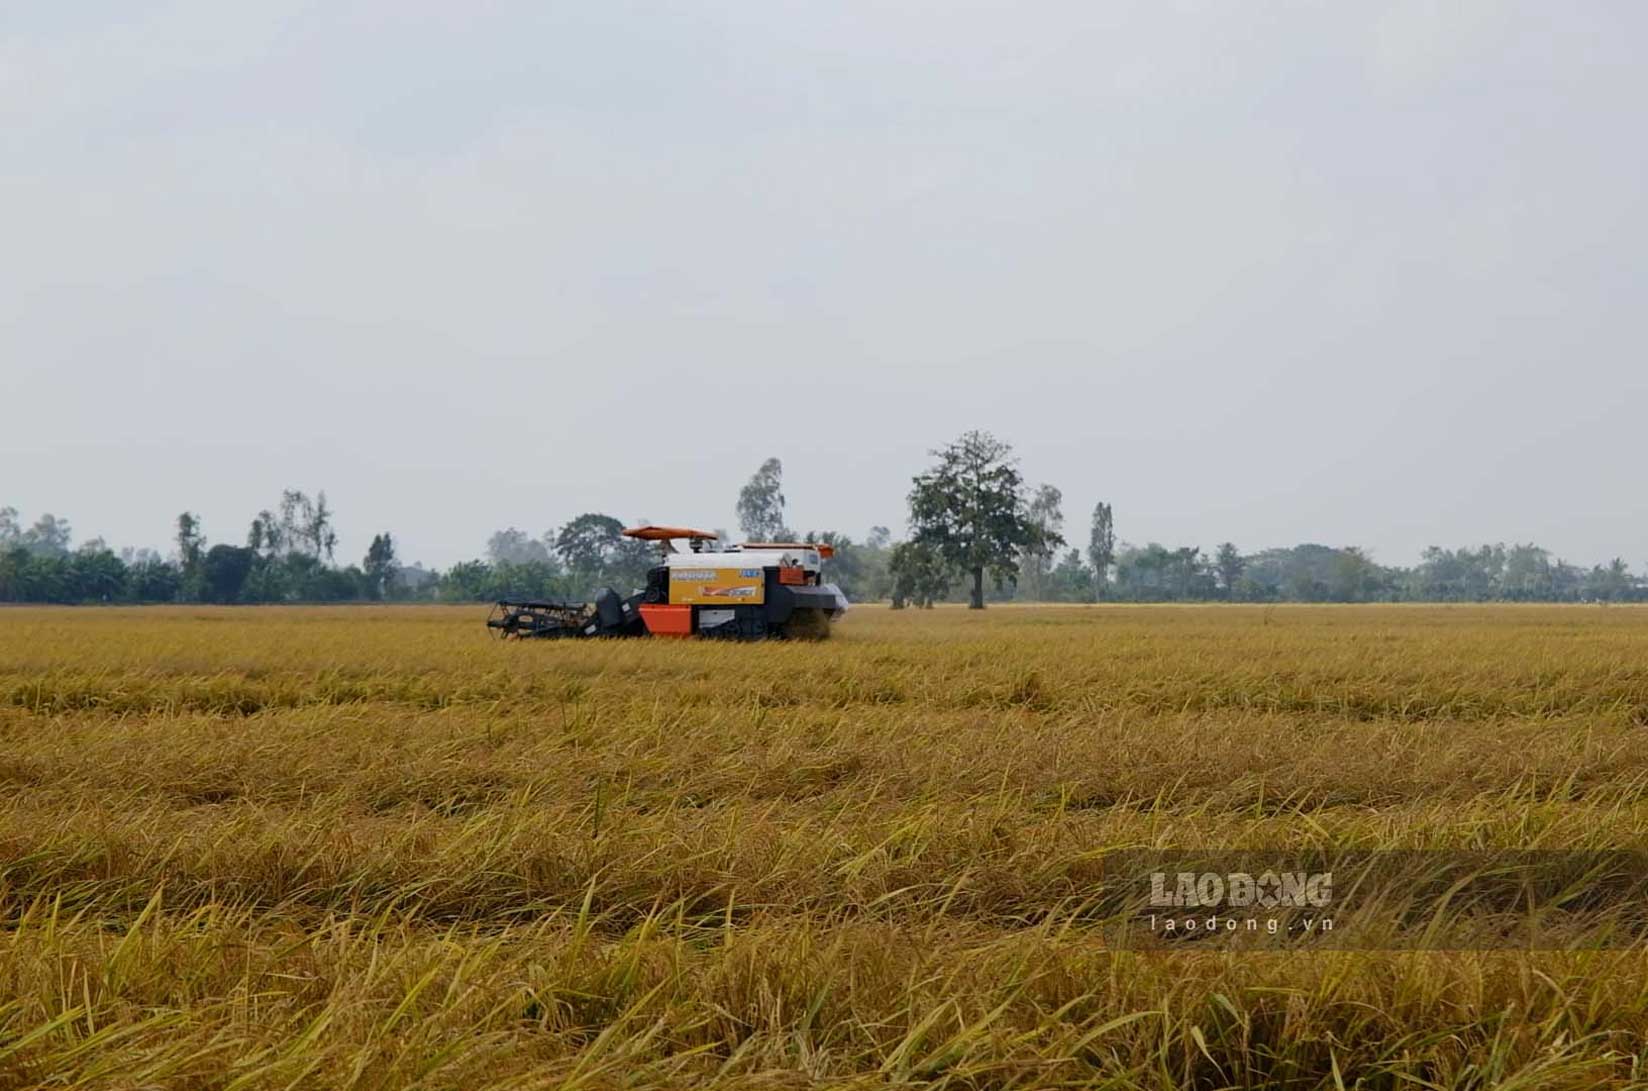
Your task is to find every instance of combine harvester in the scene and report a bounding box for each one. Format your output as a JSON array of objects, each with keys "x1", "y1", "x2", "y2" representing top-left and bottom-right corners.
[{"x1": 487, "y1": 526, "x2": 849, "y2": 641}]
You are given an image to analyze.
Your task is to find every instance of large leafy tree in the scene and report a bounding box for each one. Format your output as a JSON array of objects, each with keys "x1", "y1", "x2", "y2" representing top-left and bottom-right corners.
[
  {"x1": 127, "y1": 557, "x2": 181, "y2": 602},
  {"x1": 70, "y1": 546, "x2": 127, "y2": 602},
  {"x1": 439, "y1": 560, "x2": 494, "y2": 601},
  {"x1": 887, "y1": 540, "x2": 950, "y2": 609},
  {"x1": 276, "y1": 489, "x2": 337, "y2": 562},
  {"x1": 1502, "y1": 543, "x2": 1554, "y2": 601},
  {"x1": 555, "y1": 513, "x2": 626, "y2": 573},
  {"x1": 23, "y1": 513, "x2": 73, "y2": 557},
  {"x1": 486, "y1": 527, "x2": 551, "y2": 566},
  {"x1": 604, "y1": 533, "x2": 657, "y2": 592},
  {"x1": 1045, "y1": 549, "x2": 1096, "y2": 603},
  {"x1": 736, "y1": 457, "x2": 791, "y2": 541},
  {"x1": 201, "y1": 544, "x2": 254, "y2": 603},
  {"x1": 1585, "y1": 557, "x2": 1635, "y2": 602},
  {"x1": 908, "y1": 430, "x2": 1059, "y2": 609}
]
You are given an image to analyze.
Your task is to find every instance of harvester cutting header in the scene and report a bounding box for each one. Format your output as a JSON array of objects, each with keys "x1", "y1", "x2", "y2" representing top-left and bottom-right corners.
[{"x1": 487, "y1": 526, "x2": 849, "y2": 640}]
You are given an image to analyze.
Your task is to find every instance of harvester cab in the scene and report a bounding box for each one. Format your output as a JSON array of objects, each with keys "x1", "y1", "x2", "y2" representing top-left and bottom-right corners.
[{"x1": 486, "y1": 526, "x2": 849, "y2": 641}]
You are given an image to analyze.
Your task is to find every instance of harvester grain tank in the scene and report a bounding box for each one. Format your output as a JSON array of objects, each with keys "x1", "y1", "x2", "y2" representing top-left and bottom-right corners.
[{"x1": 486, "y1": 526, "x2": 848, "y2": 640}]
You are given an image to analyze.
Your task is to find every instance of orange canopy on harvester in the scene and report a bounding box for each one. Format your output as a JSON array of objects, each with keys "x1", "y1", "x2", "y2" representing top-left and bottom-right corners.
[{"x1": 622, "y1": 525, "x2": 719, "y2": 541}]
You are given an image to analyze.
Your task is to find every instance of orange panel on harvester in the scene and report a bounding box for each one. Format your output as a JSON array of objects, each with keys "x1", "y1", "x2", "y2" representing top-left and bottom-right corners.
[{"x1": 638, "y1": 604, "x2": 693, "y2": 636}]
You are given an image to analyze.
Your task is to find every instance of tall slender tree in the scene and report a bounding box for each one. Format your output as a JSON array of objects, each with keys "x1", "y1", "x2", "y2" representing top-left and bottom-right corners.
[
  {"x1": 247, "y1": 510, "x2": 282, "y2": 557},
  {"x1": 737, "y1": 457, "x2": 791, "y2": 541},
  {"x1": 1087, "y1": 502, "x2": 1115, "y2": 599},
  {"x1": 175, "y1": 512, "x2": 204, "y2": 572},
  {"x1": 1020, "y1": 484, "x2": 1064, "y2": 601},
  {"x1": 364, "y1": 533, "x2": 397, "y2": 600},
  {"x1": 1214, "y1": 542, "x2": 1245, "y2": 600},
  {"x1": 307, "y1": 491, "x2": 337, "y2": 562}
]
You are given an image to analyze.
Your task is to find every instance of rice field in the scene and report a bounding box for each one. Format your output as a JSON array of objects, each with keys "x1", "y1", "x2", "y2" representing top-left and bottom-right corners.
[{"x1": 3, "y1": 603, "x2": 1648, "y2": 1089}]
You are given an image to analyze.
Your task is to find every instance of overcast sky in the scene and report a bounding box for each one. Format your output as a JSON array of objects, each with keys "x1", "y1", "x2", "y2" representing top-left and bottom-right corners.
[{"x1": 4, "y1": 1, "x2": 1644, "y2": 569}]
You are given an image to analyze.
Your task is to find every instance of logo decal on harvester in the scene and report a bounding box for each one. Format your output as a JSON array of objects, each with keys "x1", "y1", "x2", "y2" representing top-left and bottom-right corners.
[{"x1": 670, "y1": 566, "x2": 765, "y2": 605}]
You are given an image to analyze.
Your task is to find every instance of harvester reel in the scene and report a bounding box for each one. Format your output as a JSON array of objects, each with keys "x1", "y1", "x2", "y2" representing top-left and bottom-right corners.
[{"x1": 486, "y1": 600, "x2": 593, "y2": 640}]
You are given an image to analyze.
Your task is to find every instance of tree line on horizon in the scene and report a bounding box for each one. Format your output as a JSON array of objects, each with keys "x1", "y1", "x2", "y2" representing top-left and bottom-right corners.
[
  {"x1": 3, "y1": 434, "x2": 1644, "y2": 605},
  {"x1": 746, "y1": 434, "x2": 1645, "y2": 608}
]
